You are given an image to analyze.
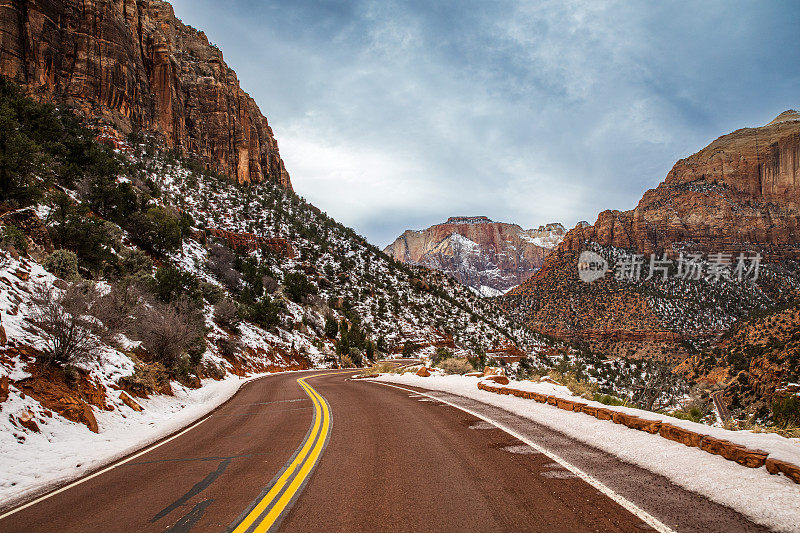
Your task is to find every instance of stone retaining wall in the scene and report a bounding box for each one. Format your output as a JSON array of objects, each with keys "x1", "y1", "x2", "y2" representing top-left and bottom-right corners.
[{"x1": 477, "y1": 381, "x2": 800, "y2": 484}]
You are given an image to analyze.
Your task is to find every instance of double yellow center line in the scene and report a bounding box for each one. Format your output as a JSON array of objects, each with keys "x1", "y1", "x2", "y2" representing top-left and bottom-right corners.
[{"x1": 231, "y1": 372, "x2": 343, "y2": 533}]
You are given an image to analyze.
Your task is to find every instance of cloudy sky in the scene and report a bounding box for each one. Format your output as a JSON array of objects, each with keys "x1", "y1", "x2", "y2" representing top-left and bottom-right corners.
[{"x1": 170, "y1": 0, "x2": 799, "y2": 247}]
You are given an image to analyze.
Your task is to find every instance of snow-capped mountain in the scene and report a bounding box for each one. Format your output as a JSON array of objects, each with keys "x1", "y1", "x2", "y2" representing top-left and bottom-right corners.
[{"x1": 384, "y1": 217, "x2": 565, "y2": 294}]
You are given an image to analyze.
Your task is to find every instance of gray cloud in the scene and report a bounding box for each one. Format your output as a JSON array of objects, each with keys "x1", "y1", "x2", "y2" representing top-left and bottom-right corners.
[{"x1": 170, "y1": 0, "x2": 800, "y2": 246}]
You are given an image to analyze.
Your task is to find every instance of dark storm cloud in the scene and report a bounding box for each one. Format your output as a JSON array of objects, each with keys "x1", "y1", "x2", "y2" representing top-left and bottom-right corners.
[{"x1": 170, "y1": 0, "x2": 800, "y2": 246}]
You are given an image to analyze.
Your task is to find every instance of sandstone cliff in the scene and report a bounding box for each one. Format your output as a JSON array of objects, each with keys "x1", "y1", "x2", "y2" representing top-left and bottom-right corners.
[
  {"x1": 560, "y1": 111, "x2": 800, "y2": 259},
  {"x1": 503, "y1": 112, "x2": 800, "y2": 360},
  {"x1": 384, "y1": 216, "x2": 565, "y2": 294},
  {"x1": 0, "y1": 0, "x2": 291, "y2": 188}
]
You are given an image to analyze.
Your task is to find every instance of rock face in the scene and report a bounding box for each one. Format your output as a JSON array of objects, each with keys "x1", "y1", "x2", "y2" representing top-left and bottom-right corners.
[
  {"x1": 503, "y1": 112, "x2": 800, "y2": 361},
  {"x1": 384, "y1": 217, "x2": 565, "y2": 295},
  {"x1": 0, "y1": 0, "x2": 291, "y2": 188},
  {"x1": 560, "y1": 111, "x2": 800, "y2": 259}
]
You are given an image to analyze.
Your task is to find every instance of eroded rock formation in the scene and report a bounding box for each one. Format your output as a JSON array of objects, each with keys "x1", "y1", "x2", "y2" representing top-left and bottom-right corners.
[
  {"x1": 384, "y1": 216, "x2": 565, "y2": 294},
  {"x1": 503, "y1": 112, "x2": 800, "y2": 360},
  {"x1": 561, "y1": 111, "x2": 800, "y2": 259},
  {"x1": 0, "y1": 0, "x2": 291, "y2": 188}
]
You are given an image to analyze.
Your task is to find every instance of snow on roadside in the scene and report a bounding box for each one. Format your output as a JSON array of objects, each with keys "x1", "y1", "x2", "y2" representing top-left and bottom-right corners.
[
  {"x1": 374, "y1": 373, "x2": 800, "y2": 532},
  {"x1": 0, "y1": 371, "x2": 287, "y2": 509}
]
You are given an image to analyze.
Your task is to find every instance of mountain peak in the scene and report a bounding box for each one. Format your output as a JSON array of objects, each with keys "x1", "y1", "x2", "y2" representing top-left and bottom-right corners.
[
  {"x1": 767, "y1": 109, "x2": 800, "y2": 126},
  {"x1": 445, "y1": 216, "x2": 493, "y2": 224}
]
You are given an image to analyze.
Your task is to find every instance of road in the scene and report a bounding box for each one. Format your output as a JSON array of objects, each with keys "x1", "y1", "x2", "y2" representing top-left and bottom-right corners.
[
  {"x1": 712, "y1": 391, "x2": 732, "y2": 423},
  {"x1": 0, "y1": 370, "x2": 766, "y2": 532}
]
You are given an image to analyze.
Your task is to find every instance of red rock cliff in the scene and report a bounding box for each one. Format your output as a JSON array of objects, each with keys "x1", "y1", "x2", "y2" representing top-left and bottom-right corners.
[
  {"x1": 560, "y1": 111, "x2": 800, "y2": 258},
  {"x1": 0, "y1": 0, "x2": 291, "y2": 188},
  {"x1": 384, "y1": 217, "x2": 565, "y2": 293}
]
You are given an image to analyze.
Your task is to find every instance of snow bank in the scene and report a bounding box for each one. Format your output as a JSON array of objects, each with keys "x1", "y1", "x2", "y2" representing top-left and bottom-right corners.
[
  {"x1": 0, "y1": 371, "x2": 291, "y2": 509},
  {"x1": 374, "y1": 373, "x2": 800, "y2": 532}
]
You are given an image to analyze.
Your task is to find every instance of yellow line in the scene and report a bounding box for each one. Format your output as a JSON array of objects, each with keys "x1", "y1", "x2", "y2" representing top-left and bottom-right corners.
[
  {"x1": 232, "y1": 380, "x2": 323, "y2": 532},
  {"x1": 253, "y1": 382, "x2": 330, "y2": 532},
  {"x1": 232, "y1": 371, "x2": 345, "y2": 533}
]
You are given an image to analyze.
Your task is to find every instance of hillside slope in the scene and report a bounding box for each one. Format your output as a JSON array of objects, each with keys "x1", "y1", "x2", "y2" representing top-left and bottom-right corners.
[{"x1": 503, "y1": 113, "x2": 800, "y2": 363}]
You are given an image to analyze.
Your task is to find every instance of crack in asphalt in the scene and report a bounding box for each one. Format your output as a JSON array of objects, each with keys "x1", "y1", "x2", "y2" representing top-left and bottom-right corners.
[{"x1": 151, "y1": 459, "x2": 231, "y2": 523}]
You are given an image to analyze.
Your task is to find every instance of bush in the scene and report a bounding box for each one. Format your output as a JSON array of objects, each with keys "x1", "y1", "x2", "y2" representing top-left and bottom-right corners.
[
  {"x1": 214, "y1": 298, "x2": 240, "y2": 330},
  {"x1": 136, "y1": 298, "x2": 205, "y2": 374},
  {"x1": 28, "y1": 281, "x2": 101, "y2": 367},
  {"x1": 245, "y1": 295, "x2": 284, "y2": 330},
  {"x1": 401, "y1": 341, "x2": 419, "y2": 358},
  {"x1": 48, "y1": 194, "x2": 116, "y2": 273},
  {"x1": 670, "y1": 406, "x2": 705, "y2": 423},
  {"x1": 118, "y1": 248, "x2": 153, "y2": 277},
  {"x1": 0, "y1": 225, "x2": 29, "y2": 254},
  {"x1": 128, "y1": 207, "x2": 183, "y2": 255},
  {"x1": 593, "y1": 393, "x2": 632, "y2": 407},
  {"x1": 432, "y1": 346, "x2": 453, "y2": 366},
  {"x1": 43, "y1": 249, "x2": 79, "y2": 280},
  {"x1": 324, "y1": 316, "x2": 338, "y2": 339},
  {"x1": 772, "y1": 395, "x2": 800, "y2": 427},
  {"x1": 152, "y1": 265, "x2": 201, "y2": 303},
  {"x1": 283, "y1": 271, "x2": 316, "y2": 303},
  {"x1": 200, "y1": 281, "x2": 225, "y2": 304},
  {"x1": 207, "y1": 244, "x2": 240, "y2": 291},
  {"x1": 437, "y1": 358, "x2": 474, "y2": 375}
]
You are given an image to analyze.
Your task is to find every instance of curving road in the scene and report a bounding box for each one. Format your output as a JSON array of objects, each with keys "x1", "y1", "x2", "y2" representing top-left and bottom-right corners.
[{"x1": 0, "y1": 370, "x2": 766, "y2": 532}]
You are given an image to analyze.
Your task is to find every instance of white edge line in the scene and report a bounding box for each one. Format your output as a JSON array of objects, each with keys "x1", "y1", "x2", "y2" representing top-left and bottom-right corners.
[
  {"x1": 372, "y1": 381, "x2": 676, "y2": 533},
  {"x1": 0, "y1": 413, "x2": 212, "y2": 521},
  {"x1": 0, "y1": 368, "x2": 326, "y2": 521}
]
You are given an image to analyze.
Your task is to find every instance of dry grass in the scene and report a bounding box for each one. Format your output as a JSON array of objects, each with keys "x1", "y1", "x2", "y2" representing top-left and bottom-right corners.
[
  {"x1": 360, "y1": 361, "x2": 401, "y2": 376},
  {"x1": 545, "y1": 371, "x2": 598, "y2": 399},
  {"x1": 724, "y1": 419, "x2": 800, "y2": 438},
  {"x1": 436, "y1": 358, "x2": 474, "y2": 375}
]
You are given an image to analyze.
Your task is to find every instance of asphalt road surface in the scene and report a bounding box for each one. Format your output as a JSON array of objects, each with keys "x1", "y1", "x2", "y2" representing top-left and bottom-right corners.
[{"x1": 0, "y1": 370, "x2": 767, "y2": 532}]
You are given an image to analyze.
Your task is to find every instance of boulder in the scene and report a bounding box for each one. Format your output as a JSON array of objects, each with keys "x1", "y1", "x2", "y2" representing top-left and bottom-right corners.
[
  {"x1": 0, "y1": 324, "x2": 6, "y2": 346},
  {"x1": 546, "y1": 396, "x2": 559, "y2": 406},
  {"x1": 555, "y1": 398, "x2": 577, "y2": 411},
  {"x1": 698, "y1": 436, "x2": 764, "y2": 467},
  {"x1": 531, "y1": 392, "x2": 548, "y2": 403},
  {"x1": 595, "y1": 408, "x2": 614, "y2": 421},
  {"x1": 485, "y1": 375, "x2": 509, "y2": 385},
  {"x1": 724, "y1": 447, "x2": 769, "y2": 469},
  {"x1": 659, "y1": 423, "x2": 704, "y2": 448},
  {"x1": 0, "y1": 375, "x2": 8, "y2": 403},
  {"x1": 620, "y1": 415, "x2": 661, "y2": 434},
  {"x1": 581, "y1": 405, "x2": 599, "y2": 417},
  {"x1": 765, "y1": 458, "x2": 800, "y2": 484},
  {"x1": 119, "y1": 391, "x2": 143, "y2": 412},
  {"x1": 17, "y1": 410, "x2": 40, "y2": 432},
  {"x1": 416, "y1": 367, "x2": 431, "y2": 377},
  {"x1": 571, "y1": 402, "x2": 587, "y2": 413}
]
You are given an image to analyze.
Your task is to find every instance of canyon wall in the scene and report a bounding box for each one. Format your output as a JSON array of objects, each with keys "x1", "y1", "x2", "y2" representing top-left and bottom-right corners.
[{"x1": 0, "y1": 0, "x2": 291, "y2": 188}]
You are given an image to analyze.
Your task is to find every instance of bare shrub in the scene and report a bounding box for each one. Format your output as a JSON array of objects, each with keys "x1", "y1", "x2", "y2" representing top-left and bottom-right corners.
[
  {"x1": 28, "y1": 281, "x2": 101, "y2": 367},
  {"x1": 92, "y1": 279, "x2": 145, "y2": 337},
  {"x1": 207, "y1": 244, "x2": 240, "y2": 291},
  {"x1": 217, "y1": 335, "x2": 243, "y2": 359},
  {"x1": 213, "y1": 297, "x2": 240, "y2": 329},
  {"x1": 437, "y1": 357, "x2": 474, "y2": 375},
  {"x1": 136, "y1": 298, "x2": 205, "y2": 372},
  {"x1": 262, "y1": 275, "x2": 278, "y2": 294}
]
